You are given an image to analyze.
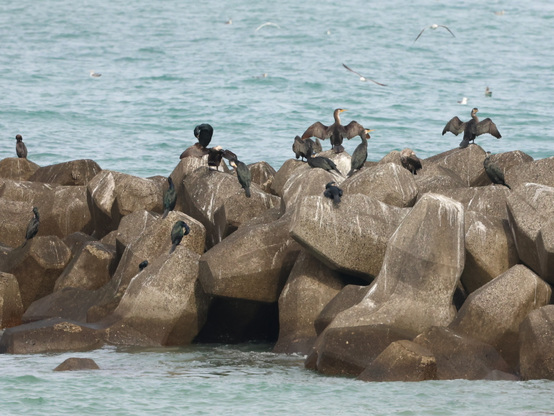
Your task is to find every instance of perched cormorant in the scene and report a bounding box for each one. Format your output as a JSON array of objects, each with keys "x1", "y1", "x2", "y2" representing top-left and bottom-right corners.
[
  {"x1": 207, "y1": 146, "x2": 226, "y2": 170},
  {"x1": 485, "y1": 87, "x2": 492, "y2": 97},
  {"x1": 194, "y1": 123, "x2": 214, "y2": 148},
  {"x1": 292, "y1": 136, "x2": 322, "y2": 161},
  {"x1": 442, "y1": 108, "x2": 502, "y2": 149},
  {"x1": 162, "y1": 177, "x2": 177, "y2": 219},
  {"x1": 324, "y1": 181, "x2": 343, "y2": 205},
  {"x1": 484, "y1": 152, "x2": 511, "y2": 189},
  {"x1": 342, "y1": 64, "x2": 387, "y2": 86},
  {"x1": 414, "y1": 24, "x2": 455, "y2": 43},
  {"x1": 139, "y1": 260, "x2": 149, "y2": 271},
  {"x1": 16, "y1": 135, "x2": 27, "y2": 159},
  {"x1": 229, "y1": 157, "x2": 252, "y2": 198},
  {"x1": 302, "y1": 109, "x2": 367, "y2": 153},
  {"x1": 22, "y1": 207, "x2": 40, "y2": 247},
  {"x1": 170, "y1": 220, "x2": 190, "y2": 254},
  {"x1": 400, "y1": 148, "x2": 423, "y2": 175},
  {"x1": 305, "y1": 141, "x2": 342, "y2": 175},
  {"x1": 348, "y1": 129, "x2": 373, "y2": 177}
]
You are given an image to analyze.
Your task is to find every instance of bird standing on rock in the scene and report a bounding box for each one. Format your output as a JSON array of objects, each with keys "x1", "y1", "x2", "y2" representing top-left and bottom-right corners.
[
  {"x1": 229, "y1": 157, "x2": 252, "y2": 198},
  {"x1": 484, "y1": 151, "x2": 511, "y2": 189},
  {"x1": 302, "y1": 109, "x2": 368, "y2": 153},
  {"x1": 442, "y1": 108, "x2": 502, "y2": 149},
  {"x1": 400, "y1": 148, "x2": 423, "y2": 175},
  {"x1": 348, "y1": 129, "x2": 373, "y2": 177},
  {"x1": 139, "y1": 260, "x2": 149, "y2": 271},
  {"x1": 22, "y1": 207, "x2": 40, "y2": 247},
  {"x1": 324, "y1": 181, "x2": 343, "y2": 205},
  {"x1": 305, "y1": 141, "x2": 342, "y2": 175},
  {"x1": 292, "y1": 136, "x2": 322, "y2": 161},
  {"x1": 162, "y1": 177, "x2": 177, "y2": 219},
  {"x1": 16, "y1": 135, "x2": 27, "y2": 158},
  {"x1": 170, "y1": 220, "x2": 190, "y2": 254}
]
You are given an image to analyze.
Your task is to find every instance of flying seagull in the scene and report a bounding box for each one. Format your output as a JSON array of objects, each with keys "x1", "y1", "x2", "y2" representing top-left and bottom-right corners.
[
  {"x1": 255, "y1": 22, "x2": 281, "y2": 32},
  {"x1": 342, "y1": 64, "x2": 387, "y2": 86},
  {"x1": 414, "y1": 24, "x2": 455, "y2": 43}
]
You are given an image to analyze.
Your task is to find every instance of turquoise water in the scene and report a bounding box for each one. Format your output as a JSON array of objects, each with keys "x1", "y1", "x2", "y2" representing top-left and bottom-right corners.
[{"x1": 2, "y1": 0, "x2": 554, "y2": 413}]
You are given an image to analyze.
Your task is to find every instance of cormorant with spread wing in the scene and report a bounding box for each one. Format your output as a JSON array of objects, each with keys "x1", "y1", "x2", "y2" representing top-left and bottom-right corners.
[
  {"x1": 292, "y1": 136, "x2": 322, "y2": 161},
  {"x1": 302, "y1": 109, "x2": 367, "y2": 153},
  {"x1": 400, "y1": 148, "x2": 423, "y2": 175},
  {"x1": 442, "y1": 108, "x2": 501, "y2": 148}
]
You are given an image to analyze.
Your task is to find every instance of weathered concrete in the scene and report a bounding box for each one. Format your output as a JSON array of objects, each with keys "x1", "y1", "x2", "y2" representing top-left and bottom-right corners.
[
  {"x1": 281, "y1": 168, "x2": 339, "y2": 211},
  {"x1": 86, "y1": 170, "x2": 163, "y2": 238},
  {"x1": 357, "y1": 340, "x2": 437, "y2": 382},
  {"x1": 327, "y1": 193, "x2": 465, "y2": 334},
  {"x1": 425, "y1": 145, "x2": 490, "y2": 186},
  {"x1": 28, "y1": 159, "x2": 102, "y2": 186},
  {"x1": 62, "y1": 232, "x2": 97, "y2": 258},
  {"x1": 413, "y1": 326, "x2": 513, "y2": 380},
  {"x1": 377, "y1": 150, "x2": 403, "y2": 166},
  {"x1": 54, "y1": 241, "x2": 117, "y2": 291},
  {"x1": 0, "y1": 157, "x2": 40, "y2": 181},
  {"x1": 505, "y1": 155, "x2": 554, "y2": 189},
  {"x1": 437, "y1": 186, "x2": 511, "y2": 220},
  {"x1": 519, "y1": 305, "x2": 554, "y2": 380},
  {"x1": 305, "y1": 325, "x2": 415, "y2": 376},
  {"x1": 271, "y1": 159, "x2": 310, "y2": 197},
  {"x1": 103, "y1": 246, "x2": 210, "y2": 346},
  {"x1": 0, "y1": 179, "x2": 93, "y2": 243},
  {"x1": 2, "y1": 236, "x2": 72, "y2": 310},
  {"x1": 290, "y1": 194, "x2": 409, "y2": 280},
  {"x1": 414, "y1": 164, "x2": 466, "y2": 198},
  {"x1": 507, "y1": 183, "x2": 554, "y2": 283},
  {"x1": 0, "y1": 198, "x2": 33, "y2": 248},
  {"x1": 0, "y1": 272, "x2": 24, "y2": 328},
  {"x1": 449, "y1": 264, "x2": 551, "y2": 368},
  {"x1": 461, "y1": 212, "x2": 519, "y2": 293},
  {"x1": 341, "y1": 163, "x2": 418, "y2": 208},
  {"x1": 247, "y1": 161, "x2": 277, "y2": 194},
  {"x1": 316, "y1": 150, "x2": 351, "y2": 178},
  {"x1": 199, "y1": 213, "x2": 301, "y2": 303},
  {"x1": 53, "y1": 357, "x2": 100, "y2": 371},
  {"x1": 273, "y1": 251, "x2": 344, "y2": 355},
  {"x1": 314, "y1": 285, "x2": 370, "y2": 335},
  {"x1": 113, "y1": 210, "x2": 157, "y2": 260},
  {"x1": 0, "y1": 318, "x2": 104, "y2": 354}
]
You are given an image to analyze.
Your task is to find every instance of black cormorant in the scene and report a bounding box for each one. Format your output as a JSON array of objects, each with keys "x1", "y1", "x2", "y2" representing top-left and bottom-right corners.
[
  {"x1": 305, "y1": 141, "x2": 342, "y2": 175},
  {"x1": 139, "y1": 260, "x2": 149, "y2": 271},
  {"x1": 302, "y1": 109, "x2": 367, "y2": 153},
  {"x1": 162, "y1": 177, "x2": 177, "y2": 219},
  {"x1": 16, "y1": 135, "x2": 27, "y2": 159},
  {"x1": 22, "y1": 207, "x2": 39, "y2": 247},
  {"x1": 347, "y1": 129, "x2": 372, "y2": 176},
  {"x1": 170, "y1": 220, "x2": 190, "y2": 254},
  {"x1": 194, "y1": 123, "x2": 214, "y2": 148},
  {"x1": 400, "y1": 148, "x2": 423, "y2": 175},
  {"x1": 442, "y1": 108, "x2": 502, "y2": 149},
  {"x1": 484, "y1": 152, "x2": 510, "y2": 189},
  {"x1": 292, "y1": 136, "x2": 322, "y2": 161},
  {"x1": 229, "y1": 157, "x2": 252, "y2": 198},
  {"x1": 324, "y1": 181, "x2": 343, "y2": 205}
]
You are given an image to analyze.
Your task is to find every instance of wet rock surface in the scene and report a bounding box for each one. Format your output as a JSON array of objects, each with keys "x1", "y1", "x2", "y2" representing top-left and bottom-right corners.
[{"x1": 53, "y1": 357, "x2": 100, "y2": 371}]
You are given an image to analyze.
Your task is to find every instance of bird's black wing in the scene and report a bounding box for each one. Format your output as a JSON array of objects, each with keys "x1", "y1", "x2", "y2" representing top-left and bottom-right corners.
[
  {"x1": 439, "y1": 25, "x2": 456, "y2": 37},
  {"x1": 442, "y1": 116, "x2": 466, "y2": 136},
  {"x1": 302, "y1": 121, "x2": 331, "y2": 140},
  {"x1": 222, "y1": 149, "x2": 238, "y2": 161},
  {"x1": 474, "y1": 118, "x2": 502, "y2": 138},
  {"x1": 413, "y1": 26, "x2": 428, "y2": 43},
  {"x1": 343, "y1": 121, "x2": 366, "y2": 139}
]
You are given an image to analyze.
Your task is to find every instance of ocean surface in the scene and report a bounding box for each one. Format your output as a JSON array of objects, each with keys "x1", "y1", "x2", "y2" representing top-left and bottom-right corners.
[{"x1": 1, "y1": 0, "x2": 554, "y2": 414}]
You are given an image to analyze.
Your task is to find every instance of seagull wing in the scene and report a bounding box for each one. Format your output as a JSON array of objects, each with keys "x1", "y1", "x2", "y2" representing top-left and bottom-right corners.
[
  {"x1": 342, "y1": 63, "x2": 387, "y2": 86},
  {"x1": 442, "y1": 116, "x2": 466, "y2": 136},
  {"x1": 302, "y1": 121, "x2": 331, "y2": 140},
  {"x1": 475, "y1": 118, "x2": 502, "y2": 138},
  {"x1": 438, "y1": 25, "x2": 456, "y2": 37},
  {"x1": 413, "y1": 26, "x2": 429, "y2": 43},
  {"x1": 255, "y1": 22, "x2": 280, "y2": 31}
]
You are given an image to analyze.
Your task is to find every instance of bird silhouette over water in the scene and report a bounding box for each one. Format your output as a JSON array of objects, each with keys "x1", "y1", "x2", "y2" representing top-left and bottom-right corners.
[
  {"x1": 414, "y1": 24, "x2": 455, "y2": 43},
  {"x1": 324, "y1": 181, "x2": 343, "y2": 205},
  {"x1": 138, "y1": 260, "x2": 149, "y2": 271},
  {"x1": 162, "y1": 177, "x2": 177, "y2": 219},
  {"x1": 342, "y1": 64, "x2": 387, "y2": 86},
  {"x1": 484, "y1": 152, "x2": 511, "y2": 189},
  {"x1": 442, "y1": 108, "x2": 502, "y2": 148},
  {"x1": 22, "y1": 207, "x2": 40, "y2": 248},
  {"x1": 170, "y1": 220, "x2": 190, "y2": 254},
  {"x1": 15, "y1": 134, "x2": 27, "y2": 158}
]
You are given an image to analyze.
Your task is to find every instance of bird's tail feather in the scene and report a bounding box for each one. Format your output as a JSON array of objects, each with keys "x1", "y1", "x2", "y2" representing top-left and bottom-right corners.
[
  {"x1": 504, "y1": 183, "x2": 511, "y2": 190},
  {"x1": 169, "y1": 243, "x2": 177, "y2": 254},
  {"x1": 245, "y1": 187, "x2": 251, "y2": 198},
  {"x1": 162, "y1": 209, "x2": 169, "y2": 219},
  {"x1": 459, "y1": 139, "x2": 470, "y2": 149},
  {"x1": 333, "y1": 195, "x2": 341, "y2": 204},
  {"x1": 347, "y1": 169, "x2": 355, "y2": 177}
]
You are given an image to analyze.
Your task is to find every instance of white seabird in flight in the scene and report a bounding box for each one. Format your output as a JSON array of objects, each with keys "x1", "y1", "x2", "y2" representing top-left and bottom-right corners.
[
  {"x1": 255, "y1": 22, "x2": 281, "y2": 32},
  {"x1": 414, "y1": 24, "x2": 455, "y2": 43},
  {"x1": 342, "y1": 64, "x2": 387, "y2": 86}
]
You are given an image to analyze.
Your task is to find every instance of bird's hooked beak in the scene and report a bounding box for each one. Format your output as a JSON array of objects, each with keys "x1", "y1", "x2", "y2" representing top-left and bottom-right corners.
[
  {"x1": 340, "y1": 109, "x2": 347, "y2": 113},
  {"x1": 230, "y1": 160, "x2": 237, "y2": 168}
]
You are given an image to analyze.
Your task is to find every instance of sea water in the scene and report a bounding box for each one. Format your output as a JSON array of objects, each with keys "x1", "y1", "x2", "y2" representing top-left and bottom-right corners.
[{"x1": 1, "y1": 0, "x2": 554, "y2": 414}]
